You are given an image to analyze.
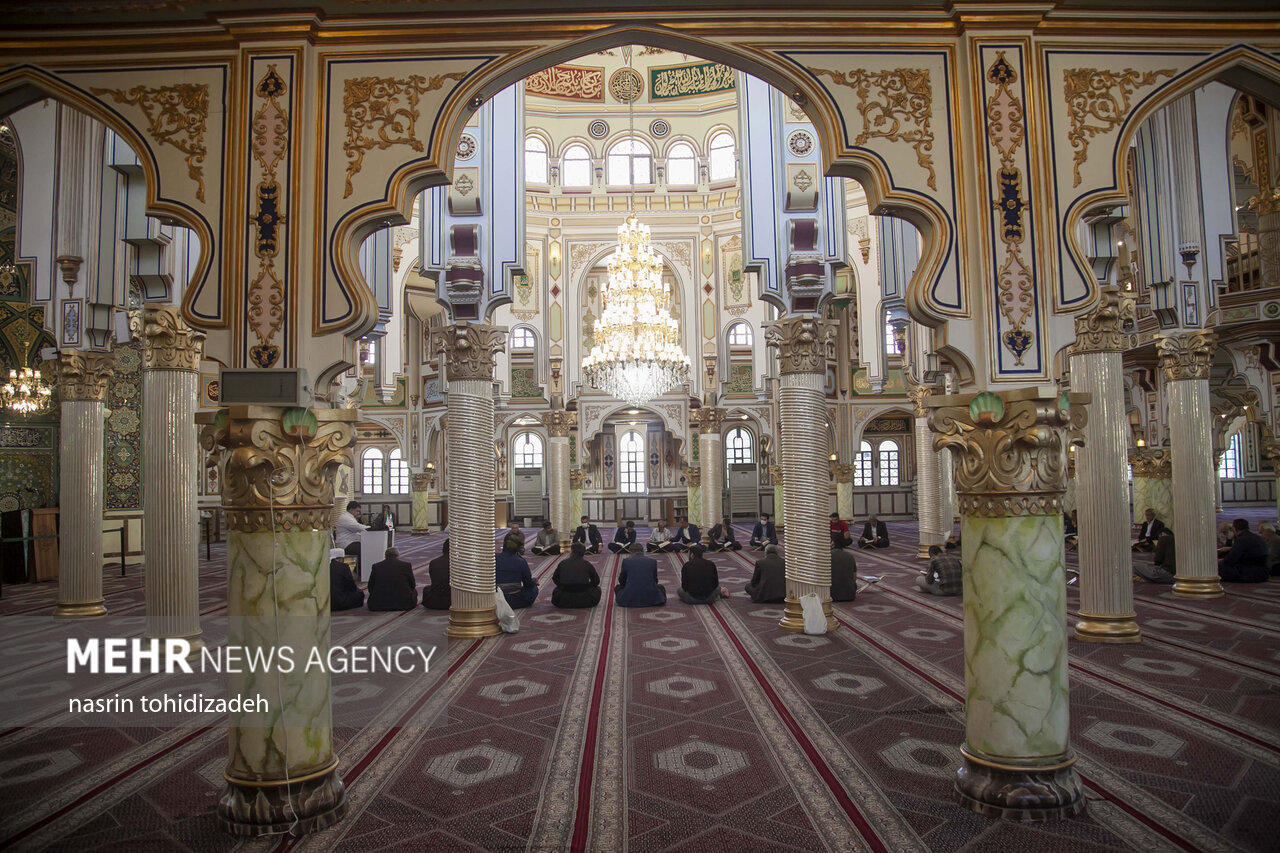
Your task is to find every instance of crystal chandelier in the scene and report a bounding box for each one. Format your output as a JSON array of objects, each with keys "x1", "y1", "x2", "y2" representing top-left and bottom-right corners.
[
  {"x1": 2, "y1": 365, "x2": 53, "y2": 416},
  {"x1": 581, "y1": 211, "x2": 690, "y2": 406}
]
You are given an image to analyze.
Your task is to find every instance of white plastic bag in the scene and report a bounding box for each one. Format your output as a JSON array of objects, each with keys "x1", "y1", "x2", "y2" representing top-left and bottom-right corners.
[
  {"x1": 495, "y1": 589, "x2": 520, "y2": 634},
  {"x1": 800, "y1": 593, "x2": 827, "y2": 635}
]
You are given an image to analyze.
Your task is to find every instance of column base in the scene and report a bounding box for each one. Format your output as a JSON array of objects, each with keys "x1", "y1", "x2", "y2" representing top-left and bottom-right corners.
[
  {"x1": 1074, "y1": 612, "x2": 1141, "y2": 644},
  {"x1": 778, "y1": 596, "x2": 837, "y2": 633},
  {"x1": 916, "y1": 543, "x2": 933, "y2": 559},
  {"x1": 448, "y1": 605, "x2": 501, "y2": 638},
  {"x1": 411, "y1": 528, "x2": 429, "y2": 535},
  {"x1": 218, "y1": 760, "x2": 347, "y2": 837},
  {"x1": 53, "y1": 600, "x2": 107, "y2": 620},
  {"x1": 1172, "y1": 575, "x2": 1224, "y2": 599},
  {"x1": 954, "y1": 746, "x2": 1084, "y2": 821}
]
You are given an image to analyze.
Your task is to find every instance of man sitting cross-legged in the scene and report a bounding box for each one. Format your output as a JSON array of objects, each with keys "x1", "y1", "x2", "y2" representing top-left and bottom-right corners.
[
  {"x1": 609, "y1": 519, "x2": 642, "y2": 554},
  {"x1": 551, "y1": 542, "x2": 601, "y2": 609},
  {"x1": 572, "y1": 515, "x2": 603, "y2": 554},
  {"x1": 679, "y1": 545, "x2": 723, "y2": 605},
  {"x1": 708, "y1": 517, "x2": 742, "y2": 552},
  {"x1": 531, "y1": 520, "x2": 560, "y2": 556},
  {"x1": 647, "y1": 520, "x2": 675, "y2": 552},
  {"x1": 749, "y1": 513, "x2": 778, "y2": 550},
  {"x1": 858, "y1": 514, "x2": 890, "y2": 549}
]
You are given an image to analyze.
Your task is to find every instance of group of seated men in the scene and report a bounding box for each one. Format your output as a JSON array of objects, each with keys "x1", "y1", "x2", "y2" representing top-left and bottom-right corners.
[
  {"x1": 1122, "y1": 507, "x2": 1279, "y2": 585},
  {"x1": 829, "y1": 513, "x2": 891, "y2": 549},
  {"x1": 554, "y1": 515, "x2": 771, "y2": 554}
]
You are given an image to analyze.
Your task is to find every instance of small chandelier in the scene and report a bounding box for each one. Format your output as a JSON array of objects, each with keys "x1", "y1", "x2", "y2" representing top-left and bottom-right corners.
[
  {"x1": 581, "y1": 212, "x2": 690, "y2": 406},
  {"x1": 2, "y1": 365, "x2": 53, "y2": 416}
]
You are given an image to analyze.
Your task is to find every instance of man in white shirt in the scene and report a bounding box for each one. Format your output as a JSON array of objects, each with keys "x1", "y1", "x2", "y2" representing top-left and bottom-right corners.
[
  {"x1": 335, "y1": 501, "x2": 366, "y2": 557},
  {"x1": 646, "y1": 520, "x2": 674, "y2": 553}
]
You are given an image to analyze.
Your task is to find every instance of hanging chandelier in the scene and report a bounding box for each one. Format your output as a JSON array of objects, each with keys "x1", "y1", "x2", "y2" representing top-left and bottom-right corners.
[
  {"x1": 581, "y1": 211, "x2": 690, "y2": 406},
  {"x1": 2, "y1": 366, "x2": 53, "y2": 416}
]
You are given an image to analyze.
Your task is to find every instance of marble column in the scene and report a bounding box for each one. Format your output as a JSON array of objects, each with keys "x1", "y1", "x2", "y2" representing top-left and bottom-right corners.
[
  {"x1": 695, "y1": 408, "x2": 726, "y2": 535},
  {"x1": 1264, "y1": 438, "x2": 1280, "y2": 519},
  {"x1": 1158, "y1": 330, "x2": 1222, "y2": 599},
  {"x1": 330, "y1": 463, "x2": 354, "y2": 528},
  {"x1": 130, "y1": 307, "x2": 206, "y2": 651},
  {"x1": 835, "y1": 464, "x2": 853, "y2": 522},
  {"x1": 936, "y1": 447, "x2": 955, "y2": 540},
  {"x1": 684, "y1": 466, "x2": 701, "y2": 528},
  {"x1": 766, "y1": 317, "x2": 837, "y2": 633},
  {"x1": 410, "y1": 473, "x2": 431, "y2": 533},
  {"x1": 204, "y1": 404, "x2": 356, "y2": 836},
  {"x1": 929, "y1": 387, "x2": 1087, "y2": 820},
  {"x1": 1129, "y1": 448, "x2": 1174, "y2": 527},
  {"x1": 910, "y1": 383, "x2": 945, "y2": 558},
  {"x1": 570, "y1": 468, "x2": 585, "y2": 529},
  {"x1": 543, "y1": 410, "x2": 572, "y2": 549},
  {"x1": 769, "y1": 464, "x2": 784, "y2": 528},
  {"x1": 1069, "y1": 288, "x2": 1140, "y2": 643},
  {"x1": 52, "y1": 350, "x2": 116, "y2": 620},
  {"x1": 437, "y1": 323, "x2": 505, "y2": 636}
]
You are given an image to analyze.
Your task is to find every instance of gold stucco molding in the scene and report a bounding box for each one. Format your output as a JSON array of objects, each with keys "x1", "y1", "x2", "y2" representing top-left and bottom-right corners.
[
  {"x1": 569, "y1": 467, "x2": 586, "y2": 489},
  {"x1": 53, "y1": 349, "x2": 117, "y2": 403},
  {"x1": 128, "y1": 305, "x2": 205, "y2": 371},
  {"x1": 683, "y1": 465, "x2": 701, "y2": 487},
  {"x1": 764, "y1": 316, "x2": 836, "y2": 375},
  {"x1": 691, "y1": 407, "x2": 726, "y2": 435},
  {"x1": 541, "y1": 408, "x2": 574, "y2": 438},
  {"x1": 434, "y1": 322, "x2": 505, "y2": 382},
  {"x1": 1156, "y1": 329, "x2": 1217, "y2": 382},
  {"x1": 1068, "y1": 286, "x2": 1134, "y2": 356},
  {"x1": 1128, "y1": 446, "x2": 1172, "y2": 479},
  {"x1": 90, "y1": 83, "x2": 209, "y2": 202},
  {"x1": 1063, "y1": 67, "x2": 1176, "y2": 187}
]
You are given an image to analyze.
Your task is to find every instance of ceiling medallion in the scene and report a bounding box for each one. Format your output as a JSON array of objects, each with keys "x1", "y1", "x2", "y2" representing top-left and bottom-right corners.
[
  {"x1": 456, "y1": 133, "x2": 478, "y2": 161},
  {"x1": 588, "y1": 119, "x2": 609, "y2": 139},
  {"x1": 787, "y1": 130, "x2": 814, "y2": 157},
  {"x1": 650, "y1": 119, "x2": 670, "y2": 138},
  {"x1": 609, "y1": 68, "x2": 644, "y2": 103}
]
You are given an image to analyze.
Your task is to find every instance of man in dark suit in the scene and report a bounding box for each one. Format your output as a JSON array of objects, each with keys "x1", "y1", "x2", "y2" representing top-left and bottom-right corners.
[
  {"x1": 609, "y1": 520, "x2": 641, "y2": 554},
  {"x1": 745, "y1": 544, "x2": 787, "y2": 603},
  {"x1": 572, "y1": 515, "x2": 603, "y2": 554},
  {"x1": 673, "y1": 520, "x2": 701, "y2": 551},
  {"x1": 830, "y1": 533, "x2": 858, "y2": 601},
  {"x1": 367, "y1": 547, "x2": 417, "y2": 611},
  {"x1": 1132, "y1": 507, "x2": 1165, "y2": 552},
  {"x1": 708, "y1": 517, "x2": 742, "y2": 551},
  {"x1": 678, "y1": 545, "x2": 721, "y2": 605},
  {"x1": 858, "y1": 515, "x2": 890, "y2": 549},
  {"x1": 329, "y1": 548, "x2": 365, "y2": 611},
  {"x1": 614, "y1": 551, "x2": 666, "y2": 607},
  {"x1": 421, "y1": 539, "x2": 452, "y2": 610},
  {"x1": 552, "y1": 542, "x2": 601, "y2": 608},
  {"x1": 749, "y1": 514, "x2": 778, "y2": 550},
  {"x1": 1219, "y1": 518, "x2": 1270, "y2": 583},
  {"x1": 496, "y1": 533, "x2": 539, "y2": 608}
]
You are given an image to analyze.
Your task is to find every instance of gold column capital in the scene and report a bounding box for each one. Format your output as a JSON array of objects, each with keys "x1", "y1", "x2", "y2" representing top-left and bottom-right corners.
[
  {"x1": 834, "y1": 463, "x2": 854, "y2": 484},
  {"x1": 54, "y1": 349, "x2": 117, "y2": 402},
  {"x1": 410, "y1": 472, "x2": 431, "y2": 491},
  {"x1": 1068, "y1": 286, "x2": 1134, "y2": 356},
  {"x1": 198, "y1": 406, "x2": 356, "y2": 533},
  {"x1": 691, "y1": 406, "x2": 726, "y2": 435},
  {"x1": 906, "y1": 378, "x2": 942, "y2": 419},
  {"x1": 128, "y1": 305, "x2": 206, "y2": 371},
  {"x1": 541, "y1": 408, "x2": 574, "y2": 438},
  {"x1": 927, "y1": 387, "x2": 1089, "y2": 517},
  {"x1": 1128, "y1": 446, "x2": 1171, "y2": 479},
  {"x1": 1156, "y1": 329, "x2": 1217, "y2": 382},
  {"x1": 1262, "y1": 435, "x2": 1280, "y2": 471},
  {"x1": 569, "y1": 467, "x2": 586, "y2": 489},
  {"x1": 684, "y1": 465, "x2": 702, "y2": 487},
  {"x1": 764, "y1": 316, "x2": 836, "y2": 375},
  {"x1": 434, "y1": 322, "x2": 505, "y2": 382}
]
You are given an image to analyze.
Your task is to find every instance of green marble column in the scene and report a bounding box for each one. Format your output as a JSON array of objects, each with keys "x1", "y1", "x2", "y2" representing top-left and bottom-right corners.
[
  {"x1": 202, "y1": 405, "x2": 356, "y2": 837},
  {"x1": 685, "y1": 465, "x2": 702, "y2": 528},
  {"x1": 930, "y1": 387, "x2": 1087, "y2": 820},
  {"x1": 410, "y1": 472, "x2": 431, "y2": 533},
  {"x1": 769, "y1": 465, "x2": 785, "y2": 527}
]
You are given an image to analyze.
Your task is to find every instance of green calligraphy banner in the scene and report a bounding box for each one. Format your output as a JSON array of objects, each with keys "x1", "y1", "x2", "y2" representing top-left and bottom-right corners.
[{"x1": 649, "y1": 61, "x2": 736, "y2": 101}]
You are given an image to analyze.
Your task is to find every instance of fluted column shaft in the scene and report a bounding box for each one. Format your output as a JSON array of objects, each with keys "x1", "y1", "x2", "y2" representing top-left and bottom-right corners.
[
  {"x1": 548, "y1": 436, "x2": 570, "y2": 547},
  {"x1": 132, "y1": 307, "x2": 205, "y2": 651},
  {"x1": 936, "y1": 447, "x2": 954, "y2": 540},
  {"x1": 915, "y1": 416, "x2": 942, "y2": 557},
  {"x1": 53, "y1": 350, "x2": 116, "y2": 620},
  {"x1": 835, "y1": 465, "x2": 853, "y2": 522},
  {"x1": 700, "y1": 432, "x2": 723, "y2": 533}
]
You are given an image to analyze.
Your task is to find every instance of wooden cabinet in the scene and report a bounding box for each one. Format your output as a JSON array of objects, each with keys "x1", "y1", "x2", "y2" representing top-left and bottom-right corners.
[{"x1": 31, "y1": 507, "x2": 58, "y2": 582}]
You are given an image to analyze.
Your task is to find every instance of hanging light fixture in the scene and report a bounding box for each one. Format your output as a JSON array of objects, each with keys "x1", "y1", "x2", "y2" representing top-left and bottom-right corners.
[
  {"x1": 581, "y1": 51, "x2": 690, "y2": 407},
  {"x1": 2, "y1": 364, "x2": 53, "y2": 416}
]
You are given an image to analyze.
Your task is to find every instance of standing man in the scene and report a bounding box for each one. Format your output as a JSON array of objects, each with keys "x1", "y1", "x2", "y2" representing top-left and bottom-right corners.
[{"x1": 572, "y1": 514, "x2": 603, "y2": 554}]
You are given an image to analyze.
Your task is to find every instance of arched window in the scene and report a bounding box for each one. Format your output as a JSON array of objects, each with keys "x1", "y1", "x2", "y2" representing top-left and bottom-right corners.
[
  {"x1": 853, "y1": 441, "x2": 873, "y2": 487},
  {"x1": 525, "y1": 135, "x2": 548, "y2": 184},
  {"x1": 607, "y1": 138, "x2": 652, "y2": 186},
  {"x1": 388, "y1": 448, "x2": 409, "y2": 495},
  {"x1": 878, "y1": 439, "x2": 900, "y2": 486},
  {"x1": 562, "y1": 143, "x2": 592, "y2": 188},
  {"x1": 514, "y1": 432, "x2": 544, "y2": 469},
  {"x1": 510, "y1": 326, "x2": 536, "y2": 350},
  {"x1": 619, "y1": 430, "x2": 645, "y2": 494},
  {"x1": 725, "y1": 426, "x2": 754, "y2": 464},
  {"x1": 361, "y1": 447, "x2": 384, "y2": 494},
  {"x1": 727, "y1": 321, "x2": 753, "y2": 347},
  {"x1": 1218, "y1": 431, "x2": 1243, "y2": 479},
  {"x1": 667, "y1": 141, "x2": 696, "y2": 185},
  {"x1": 709, "y1": 131, "x2": 735, "y2": 181}
]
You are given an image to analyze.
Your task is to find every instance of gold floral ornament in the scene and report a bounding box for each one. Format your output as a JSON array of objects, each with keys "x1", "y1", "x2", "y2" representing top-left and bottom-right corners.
[
  {"x1": 204, "y1": 406, "x2": 357, "y2": 533},
  {"x1": 691, "y1": 407, "x2": 726, "y2": 435},
  {"x1": 1068, "y1": 286, "x2": 1134, "y2": 356},
  {"x1": 127, "y1": 305, "x2": 205, "y2": 371},
  {"x1": 1063, "y1": 67, "x2": 1176, "y2": 187},
  {"x1": 91, "y1": 83, "x2": 209, "y2": 202},
  {"x1": 1156, "y1": 329, "x2": 1216, "y2": 382},
  {"x1": 1129, "y1": 446, "x2": 1171, "y2": 479},
  {"x1": 541, "y1": 409, "x2": 574, "y2": 438},
  {"x1": 52, "y1": 349, "x2": 116, "y2": 403},
  {"x1": 765, "y1": 316, "x2": 836, "y2": 374},
  {"x1": 341, "y1": 72, "x2": 466, "y2": 198},
  {"x1": 434, "y1": 322, "x2": 506, "y2": 382},
  {"x1": 810, "y1": 66, "x2": 936, "y2": 190},
  {"x1": 928, "y1": 388, "x2": 1089, "y2": 518}
]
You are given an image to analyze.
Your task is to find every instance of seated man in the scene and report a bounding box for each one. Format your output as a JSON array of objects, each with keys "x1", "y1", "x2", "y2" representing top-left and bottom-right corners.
[
  {"x1": 749, "y1": 514, "x2": 778, "y2": 550},
  {"x1": 1134, "y1": 529, "x2": 1176, "y2": 585},
  {"x1": 1261, "y1": 522, "x2": 1280, "y2": 576},
  {"x1": 572, "y1": 515, "x2": 603, "y2": 554},
  {"x1": 858, "y1": 514, "x2": 890, "y2": 549},
  {"x1": 496, "y1": 533, "x2": 539, "y2": 608},
  {"x1": 421, "y1": 539, "x2": 452, "y2": 609},
  {"x1": 614, "y1": 550, "x2": 666, "y2": 607},
  {"x1": 830, "y1": 513, "x2": 852, "y2": 548},
  {"x1": 830, "y1": 533, "x2": 858, "y2": 602},
  {"x1": 551, "y1": 542, "x2": 601, "y2": 609},
  {"x1": 334, "y1": 500, "x2": 366, "y2": 562},
  {"x1": 1219, "y1": 518, "x2": 1270, "y2": 583},
  {"x1": 329, "y1": 547, "x2": 365, "y2": 612},
  {"x1": 708, "y1": 517, "x2": 742, "y2": 551},
  {"x1": 609, "y1": 520, "x2": 641, "y2": 554},
  {"x1": 501, "y1": 520, "x2": 526, "y2": 555},
  {"x1": 1064, "y1": 510, "x2": 1079, "y2": 548},
  {"x1": 531, "y1": 520, "x2": 560, "y2": 556},
  {"x1": 1132, "y1": 507, "x2": 1165, "y2": 552},
  {"x1": 745, "y1": 544, "x2": 786, "y2": 603},
  {"x1": 917, "y1": 544, "x2": 962, "y2": 596},
  {"x1": 647, "y1": 520, "x2": 675, "y2": 553},
  {"x1": 1217, "y1": 520, "x2": 1235, "y2": 556},
  {"x1": 679, "y1": 545, "x2": 721, "y2": 605},
  {"x1": 673, "y1": 519, "x2": 701, "y2": 551},
  {"x1": 367, "y1": 547, "x2": 417, "y2": 611}
]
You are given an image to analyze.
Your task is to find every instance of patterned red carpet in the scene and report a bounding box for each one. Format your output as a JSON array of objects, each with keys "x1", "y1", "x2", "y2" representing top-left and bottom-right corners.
[{"x1": 0, "y1": 516, "x2": 1277, "y2": 852}]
